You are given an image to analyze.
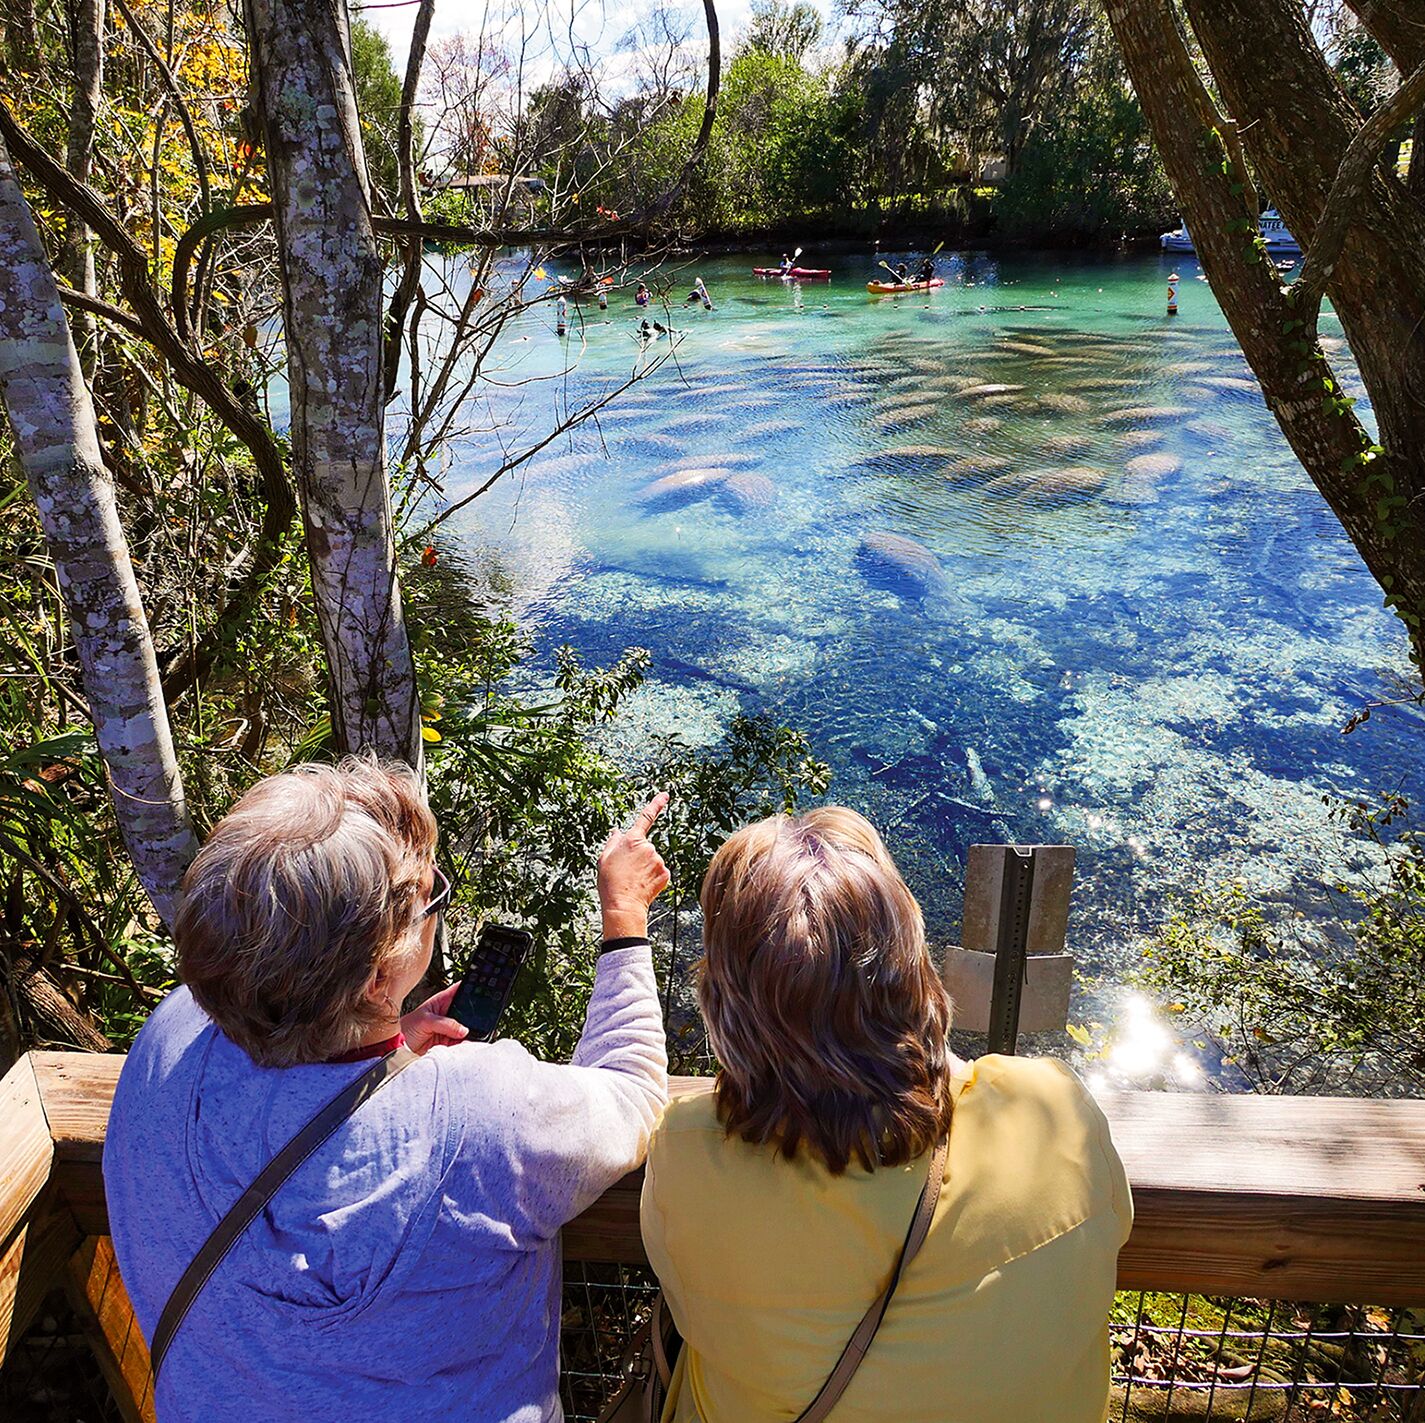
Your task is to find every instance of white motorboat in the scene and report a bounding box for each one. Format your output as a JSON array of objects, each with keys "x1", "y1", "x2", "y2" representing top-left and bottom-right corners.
[{"x1": 1160, "y1": 208, "x2": 1301, "y2": 256}]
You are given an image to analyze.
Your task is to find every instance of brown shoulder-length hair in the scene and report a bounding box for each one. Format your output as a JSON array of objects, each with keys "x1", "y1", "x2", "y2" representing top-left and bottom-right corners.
[{"x1": 697, "y1": 808, "x2": 954, "y2": 1175}]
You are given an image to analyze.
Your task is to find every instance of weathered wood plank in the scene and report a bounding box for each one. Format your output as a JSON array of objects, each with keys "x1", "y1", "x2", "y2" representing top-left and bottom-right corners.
[
  {"x1": 28, "y1": 1054, "x2": 1425, "y2": 1306},
  {"x1": 64, "y1": 1236, "x2": 156, "y2": 1423},
  {"x1": 0, "y1": 1195, "x2": 84, "y2": 1367},
  {"x1": 0, "y1": 1055, "x2": 54, "y2": 1243}
]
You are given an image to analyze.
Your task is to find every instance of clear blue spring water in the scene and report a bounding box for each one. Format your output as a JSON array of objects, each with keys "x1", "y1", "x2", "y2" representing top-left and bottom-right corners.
[{"x1": 439, "y1": 249, "x2": 1421, "y2": 1065}]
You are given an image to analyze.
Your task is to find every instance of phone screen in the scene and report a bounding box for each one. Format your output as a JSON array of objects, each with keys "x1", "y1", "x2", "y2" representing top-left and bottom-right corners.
[{"x1": 448, "y1": 924, "x2": 534, "y2": 1041}]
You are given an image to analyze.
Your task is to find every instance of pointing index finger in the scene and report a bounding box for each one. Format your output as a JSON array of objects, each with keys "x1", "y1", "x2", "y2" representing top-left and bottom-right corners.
[{"x1": 628, "y1": 791, "x2": 669, "y2": 839}]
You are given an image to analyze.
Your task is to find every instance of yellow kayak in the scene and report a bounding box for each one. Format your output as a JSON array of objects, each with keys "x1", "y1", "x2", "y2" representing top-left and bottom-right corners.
[{"x1": 867, "y1": 278, "x2": 945, "y2": 294}]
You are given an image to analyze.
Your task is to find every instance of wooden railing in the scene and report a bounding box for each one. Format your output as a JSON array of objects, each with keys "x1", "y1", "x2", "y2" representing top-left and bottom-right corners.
[{"x1": 4, "y1": 1049, "x2": 1425, "y2": 1422}]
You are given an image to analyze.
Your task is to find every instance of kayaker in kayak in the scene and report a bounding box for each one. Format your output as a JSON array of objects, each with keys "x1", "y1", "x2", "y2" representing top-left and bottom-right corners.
[
  {"x1": 895, "y1": 261, "x2": 909, "y2": 283},
  {"x1": 917, "y1": 255, "x2": 935, "y2": 283},
  {"x1": 635, "y1": 282, "x2": 650, "y2": 308},
  {"x1": 779, "y1": 253, "x2": 792, "y2": 274}
]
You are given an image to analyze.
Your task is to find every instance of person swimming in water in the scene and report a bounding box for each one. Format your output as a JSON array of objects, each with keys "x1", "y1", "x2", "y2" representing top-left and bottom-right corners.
[
  {"x1": 687, "y1": 276, "x2": 712, "y2": 309},
  {"x1": 635, "y1": 282, "x2": 651, "y2": 308}
]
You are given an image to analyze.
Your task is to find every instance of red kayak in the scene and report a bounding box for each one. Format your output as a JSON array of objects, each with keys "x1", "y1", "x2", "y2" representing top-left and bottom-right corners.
[{"x1": 753, "y1": 266, "x2": 832, "y2": 280}]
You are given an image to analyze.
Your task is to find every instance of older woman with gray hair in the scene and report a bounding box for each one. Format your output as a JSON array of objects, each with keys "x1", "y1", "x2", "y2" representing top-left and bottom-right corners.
[{"x1": 105, "y1": 756, "x2": 671, "y2": 1423}]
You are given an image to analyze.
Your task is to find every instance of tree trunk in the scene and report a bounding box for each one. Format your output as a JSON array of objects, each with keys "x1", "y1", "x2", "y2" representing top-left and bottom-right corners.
[
  {"x1": 1103, "y1": 0, "x2": 1425, "y2": 665},
  {"x1": 1343, "y1": 0, "x2": 1425, "y2": 73},
  {"x1": 244, "y1": 0, "x2": 423, "y2": 767},
  {"x1": 63, "y1": 0, "x2": 105, "y2": 376},
  {"x1": 0, "y1": 134, "x2": 198, "y2": 925}
]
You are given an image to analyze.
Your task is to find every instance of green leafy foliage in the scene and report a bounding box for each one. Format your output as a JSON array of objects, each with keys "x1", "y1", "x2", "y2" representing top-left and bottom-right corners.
[{"x1": 1135, "y1": 796, "x2": 1425, "y2": 1094}]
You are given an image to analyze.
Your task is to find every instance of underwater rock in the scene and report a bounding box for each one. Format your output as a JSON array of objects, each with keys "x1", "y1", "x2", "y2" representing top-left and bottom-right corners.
[
  {"x1": 855, "y1": 531, "x2": 947, "y2": 599},
  {"x1": 718, "y1": 471, "x2": 777, "y2": 512},
  {"x1": 634, "y1": 466, "x2": 732, "y2": 508}
]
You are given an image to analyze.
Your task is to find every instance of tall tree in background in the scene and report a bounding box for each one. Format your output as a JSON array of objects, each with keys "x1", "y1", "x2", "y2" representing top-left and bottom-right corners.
[{"x1": 1103, "y1": 0, "x2": 1425, "y2": 669}]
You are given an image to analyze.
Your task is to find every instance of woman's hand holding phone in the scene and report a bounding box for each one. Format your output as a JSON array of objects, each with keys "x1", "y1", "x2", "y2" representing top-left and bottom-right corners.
[
  {"x1": 598, "y1": 793, "x2": 671, "y2": 940},
  {"x1": 401, "y1": 981, "x2": 471, "y2": 1055}
]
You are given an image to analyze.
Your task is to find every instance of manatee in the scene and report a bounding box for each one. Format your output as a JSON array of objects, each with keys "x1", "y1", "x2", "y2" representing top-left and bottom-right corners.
[
  {"x1": 625, "y1": 433, "x2": 686, "y2": 456},
  {"x1": 662, "y1": 454, "x2": 760, "y2": 476},
  {"x1": 855, "y1": 531, "x2": 947, "y2": 599},
  {"x1": 954, "y1": 383, "x2": 1026, "y2": 401},
  {"x1": 1124, "y1": 453, "x2": 1182, "y2": 480},
  {"x1": 1035, "y1": 391, "x2": 1092, "y2": 415},
  {"x1": 1187, "y1": 417, "x2": 1232, "y2": 440},
  {"x1": 1198, "y1": 376, "x2": 1262, "y2": 395},
  {"x1": 634, "y1": 466, "x2": 732, "y2": 508},
  {"x1": 660, "y1": 413, "x2": 727, "y2": 436},
  {"x1": 525, "y1": 451, "x2": 596, "y2": 479},
  {"x1": 1115, "y1": 429, "x2": 1163, "y2": 450},
  {"x1": 1041, "y1": 433, "x2": 1095, "y2": 457},
  {"x1": 997, "y1": 340, "x2": 1058, "y2": 357},
  {"x1": 870, "y1": 401, "x2": 940, "y2": 429},
  {"x1": 878, "y1": 443, "x2": 959, "y2": 459},
  {"x1": 718, "y1": 472, "x2": 776, "y2": 513},
  {"x1": 986, "y1": 465, "x2": 1108, "y2": 501},
  {"x1": 1098, "y1": 405, "x2": 1192, "y2": 427},
  {"x1": 740, "y1": 418, "x2": 800, "y2": 439},
  {"x1": 941, "y1": 455, "x2": 1013, "y2": 483},
  {"x1": 962, "y1": 416, "x2": 1004, "y2": 435}
]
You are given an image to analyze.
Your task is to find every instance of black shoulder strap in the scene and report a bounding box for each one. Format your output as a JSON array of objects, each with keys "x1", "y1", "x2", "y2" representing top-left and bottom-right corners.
[{"x1": 149, "y1": 1044, "x2": 419, "y2": 1381}]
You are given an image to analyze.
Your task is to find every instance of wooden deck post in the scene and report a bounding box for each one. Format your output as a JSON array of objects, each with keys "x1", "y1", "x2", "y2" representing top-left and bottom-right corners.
[{"x1": 64, "y1": 1235, "x2": 155, "y2": 1423}]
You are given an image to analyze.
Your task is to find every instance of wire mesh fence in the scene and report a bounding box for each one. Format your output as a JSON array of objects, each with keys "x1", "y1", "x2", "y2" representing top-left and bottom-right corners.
[
  {"x1": 0, "y1": 1290, "x2": 125, "y2": 1423},
  {"x1": 558, "y1": 1267, "x2": 1425, "y2": 1423},
  {"x1": 4, "y1": 1270, "x2": 1421, "y2": 1421}
]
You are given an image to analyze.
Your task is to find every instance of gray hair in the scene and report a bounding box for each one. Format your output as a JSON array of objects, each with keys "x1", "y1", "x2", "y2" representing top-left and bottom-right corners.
[{"x1": 176, "y1": 756, "x2": 437, "y2": 1067}]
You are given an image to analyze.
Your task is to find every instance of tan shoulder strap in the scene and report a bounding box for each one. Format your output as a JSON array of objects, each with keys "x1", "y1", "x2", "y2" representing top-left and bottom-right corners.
[
  {"x1": 793, "y1": 1136, "x2": 949, "y2": 1423},
  {"x1": 149, "y1": 1044, "x2": 419, "y2": 1382}
]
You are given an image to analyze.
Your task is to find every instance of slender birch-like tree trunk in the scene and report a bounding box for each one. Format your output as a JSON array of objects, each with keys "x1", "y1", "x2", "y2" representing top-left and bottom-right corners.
[
  {"x1": 1103, "y1": 0, "x2": 1425, "y2": 667},
  {"x1": 0, "y1": 134, "x2": 197, "y2": 924},
  {"x1": 244, "y1": 0, "x2": 423, "y2": 767},
  {"x1": 62, "y1": 0, "x2": 105, "y2": 373}
]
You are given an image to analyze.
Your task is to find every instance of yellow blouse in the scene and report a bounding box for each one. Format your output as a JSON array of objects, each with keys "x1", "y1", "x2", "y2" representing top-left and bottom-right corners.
[{"x1": 640, "y1": 1054, "x2": 1132, "y2": 1423}]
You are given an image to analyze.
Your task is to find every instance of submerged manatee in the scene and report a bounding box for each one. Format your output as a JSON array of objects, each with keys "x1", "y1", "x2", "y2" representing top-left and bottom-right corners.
[
  {"x1": 634, "y1": 466, "x2": 732, "y2": 509},
  {"x1": 718, "y1": 471, "x2": 776, "y2": 513},
  {"x1": 855, "y1": 531, "x2": 947, "y2": 600}
]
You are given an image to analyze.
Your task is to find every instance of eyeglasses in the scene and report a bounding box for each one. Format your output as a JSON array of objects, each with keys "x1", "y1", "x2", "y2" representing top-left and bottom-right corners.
[{"x1": 423, "y1": 864, "x2": 452, "y2": 921}]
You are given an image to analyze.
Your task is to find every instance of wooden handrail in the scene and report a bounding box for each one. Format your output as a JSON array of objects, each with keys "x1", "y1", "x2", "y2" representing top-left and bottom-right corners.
[{"x1": 8, "y1": 1050, "x2": 1425, "y2": 1309}]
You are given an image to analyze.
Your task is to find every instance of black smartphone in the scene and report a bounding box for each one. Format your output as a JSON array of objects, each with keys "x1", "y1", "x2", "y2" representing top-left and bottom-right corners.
[{"x1": 448, "y1": 923, "x2": 534, "y2": 1042}]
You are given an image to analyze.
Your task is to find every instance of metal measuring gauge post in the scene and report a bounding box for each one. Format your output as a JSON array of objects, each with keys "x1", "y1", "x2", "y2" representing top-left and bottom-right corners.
[
  {"x1": 987, "y1": 846, "x2": 1036, "y2": 1055},
  {"x1": 942, "y1": 844, "x2": 1076, "y2": 1051}
]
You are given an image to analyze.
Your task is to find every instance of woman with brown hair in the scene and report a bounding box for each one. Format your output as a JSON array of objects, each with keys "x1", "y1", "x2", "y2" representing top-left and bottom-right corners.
[{"x1": 641, "y1": 808, "x2": 1131, "y2": 1422}]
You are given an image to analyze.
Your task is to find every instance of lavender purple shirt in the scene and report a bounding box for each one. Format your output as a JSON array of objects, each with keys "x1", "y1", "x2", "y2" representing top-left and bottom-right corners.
[{"x1": 104, "y1": 946, "x2": 667, "y2": 1422}]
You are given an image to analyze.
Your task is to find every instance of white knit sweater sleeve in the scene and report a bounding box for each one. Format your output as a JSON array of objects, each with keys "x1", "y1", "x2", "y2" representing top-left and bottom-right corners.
[{"x1": 446, "y1": 944, "x2": 669, "y2": 1244}]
